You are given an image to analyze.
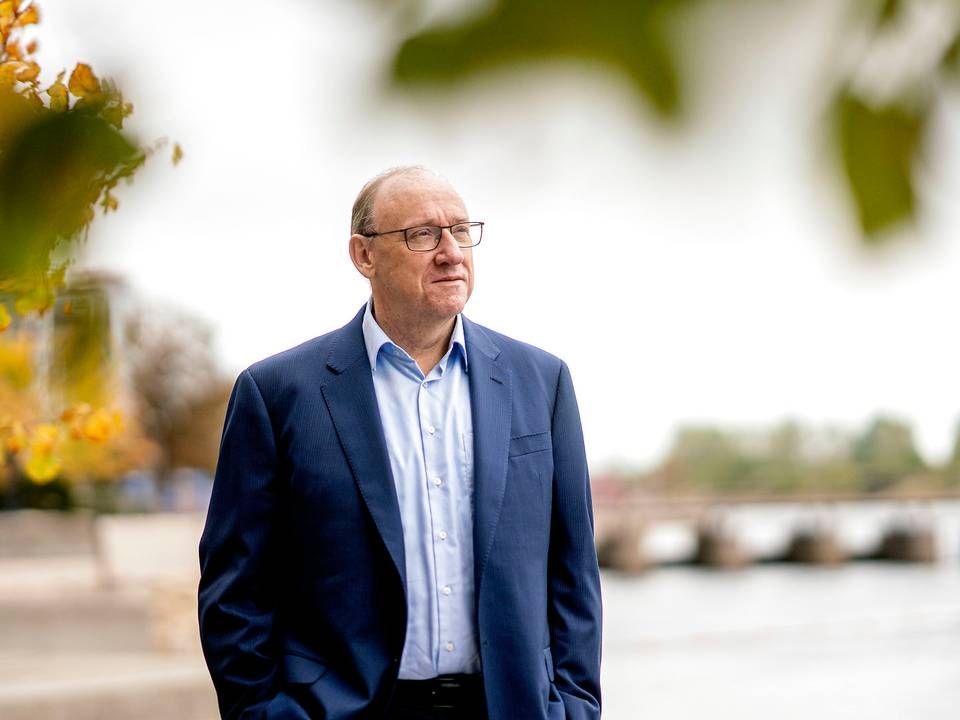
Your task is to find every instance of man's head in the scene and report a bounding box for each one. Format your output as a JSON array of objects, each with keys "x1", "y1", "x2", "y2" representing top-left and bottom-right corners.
[{"x1": 349, "y1": 167, "x2": 476, "y2": 331}]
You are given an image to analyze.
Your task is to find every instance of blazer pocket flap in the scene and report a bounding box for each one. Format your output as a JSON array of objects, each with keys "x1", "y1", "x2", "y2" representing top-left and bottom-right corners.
[
  {"x1": 282, "y1": 652, "x2": 329, "y2": 684},
  {"x1": 509, "y1": 431, "x2": 551, "y2": 457},
  {"x1": 543, "y1": 646, "x2": 555, "y2": 682}
]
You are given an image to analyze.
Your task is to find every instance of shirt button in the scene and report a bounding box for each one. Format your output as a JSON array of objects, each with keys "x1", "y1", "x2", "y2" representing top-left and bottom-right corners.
[
  {"x1": 442, "y1": 585, "x2": 452, "y2": 596},
  {"x1": 426, "y1": 425, "x2": 436, "y2": 436},
  {"x1": 445, "y1": 642, "x2": 455, "y2": 652},
  {"x1": 432, "y1": 476, "x2": 442, "y2": 487},
  {"x1": 421, "y1": 381, "x2": 429, "y2": 389},
  {"x1": 438, "y1": 530, "x2": 447, "y2": 540}
]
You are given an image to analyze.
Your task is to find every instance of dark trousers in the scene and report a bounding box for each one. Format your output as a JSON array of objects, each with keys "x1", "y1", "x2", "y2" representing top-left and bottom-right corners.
[{"x1": 384, "y1": 674, "x2": 487, "y2": 720}]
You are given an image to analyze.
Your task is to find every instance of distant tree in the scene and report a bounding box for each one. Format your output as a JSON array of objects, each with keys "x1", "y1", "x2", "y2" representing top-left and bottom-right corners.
[
  {"x1": 852, "y1": 416, "x2": 925, "y2": 492},
  {"x1": 667, "y1": 426, "x2": 758, "y2": 492},
  {"x1": 123, "y1": 305, "x2": 229, "y2": 500}
]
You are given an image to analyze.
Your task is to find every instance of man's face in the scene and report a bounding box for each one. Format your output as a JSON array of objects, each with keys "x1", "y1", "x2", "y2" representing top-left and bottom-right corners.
[{"x1": 366, "y1": 173, "x2": 474, "y2": 325}]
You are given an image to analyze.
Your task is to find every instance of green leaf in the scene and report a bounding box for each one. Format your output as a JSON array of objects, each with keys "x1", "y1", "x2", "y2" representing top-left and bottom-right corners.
[
  {"x1": 940, "y1": 30, "x2": 960, "y2": 77},
  {"x1": 391, "y1": 0, "x2": 693, "y2": 118},
  {"x1": 0, "y1": 89, "x2": 140, "y2": 279},
  {"x1": 833, "y1": 90, "x2": 927, "y2": 240},
  {"x1": 875, "y1": 0, "x2": 901, "y2": 27}
]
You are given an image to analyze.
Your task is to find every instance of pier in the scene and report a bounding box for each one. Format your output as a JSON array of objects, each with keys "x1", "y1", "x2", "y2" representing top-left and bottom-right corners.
[{"x1": 594, "y1": 493, "x2": 960, "y2": 571}]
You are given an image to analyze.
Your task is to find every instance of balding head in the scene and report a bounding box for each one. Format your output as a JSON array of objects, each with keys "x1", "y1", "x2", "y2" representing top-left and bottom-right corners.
[{"x1": 351, "y1": 165, "x2": 448, "y2": 236}]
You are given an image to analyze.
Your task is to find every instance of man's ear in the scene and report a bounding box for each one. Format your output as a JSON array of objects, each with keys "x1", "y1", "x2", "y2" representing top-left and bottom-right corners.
[{"x1": 349, "y1": 234, "x2": 375, "y2": 279}]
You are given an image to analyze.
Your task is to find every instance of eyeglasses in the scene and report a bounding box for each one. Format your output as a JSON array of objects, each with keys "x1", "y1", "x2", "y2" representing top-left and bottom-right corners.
[{"x1": 364, "y1": 221, "x2": 484, "y2": 253}]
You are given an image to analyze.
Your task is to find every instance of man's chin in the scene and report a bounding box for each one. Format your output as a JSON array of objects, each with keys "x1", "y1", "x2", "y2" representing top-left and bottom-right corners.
[{"x1": 426, "y1": 294, "x2": 468, "y2": 320}]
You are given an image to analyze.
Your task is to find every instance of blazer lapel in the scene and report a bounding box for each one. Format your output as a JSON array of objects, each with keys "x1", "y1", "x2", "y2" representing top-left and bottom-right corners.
[
  {"x1": 320, "y1": 307, "x2": 406, "y2": 589},
  {"x1": 463, "y1": 317, "x2": 512, "y2": 593}
]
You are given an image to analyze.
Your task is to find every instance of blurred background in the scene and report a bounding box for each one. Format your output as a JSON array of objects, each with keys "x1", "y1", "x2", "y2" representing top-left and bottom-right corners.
[{"x1": 1, "y1": 0, "x2": 959, "y2": 717}]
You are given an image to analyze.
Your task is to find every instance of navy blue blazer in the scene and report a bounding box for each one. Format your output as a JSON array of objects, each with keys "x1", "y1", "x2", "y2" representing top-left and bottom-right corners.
[{"x1": 198, "y1": 305, "x2": 602, "y2": 719}]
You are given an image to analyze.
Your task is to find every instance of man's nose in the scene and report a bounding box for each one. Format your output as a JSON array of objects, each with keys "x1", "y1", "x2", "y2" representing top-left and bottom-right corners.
[{"x1": 435, "y1": 228, "x2": 464, "y2": 264}]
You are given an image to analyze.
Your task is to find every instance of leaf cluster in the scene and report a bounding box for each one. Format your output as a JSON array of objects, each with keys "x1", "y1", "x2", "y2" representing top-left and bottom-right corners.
[
  {"x1": 384, "y1": 0, "x2": 960, "y2": 241},
  {"x1": 0, "y1": 2, "x2": 142, "y2": 319}
]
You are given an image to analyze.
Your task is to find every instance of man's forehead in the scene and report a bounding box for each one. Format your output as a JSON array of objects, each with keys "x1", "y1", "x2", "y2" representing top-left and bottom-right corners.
[{"x1": 375, "y1": 172, "x2": 466, "y2": 219}]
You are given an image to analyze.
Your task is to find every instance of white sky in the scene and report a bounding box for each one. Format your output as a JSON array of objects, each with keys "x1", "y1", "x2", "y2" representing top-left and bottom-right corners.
[{"x1": 32, "y1": 0, "x2": 960, "y2": 470}]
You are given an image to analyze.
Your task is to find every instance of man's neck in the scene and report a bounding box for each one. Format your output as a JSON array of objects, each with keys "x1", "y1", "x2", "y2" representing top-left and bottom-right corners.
[{"x1": 372, "y1": 302, "x2": 456, "y2": 376}]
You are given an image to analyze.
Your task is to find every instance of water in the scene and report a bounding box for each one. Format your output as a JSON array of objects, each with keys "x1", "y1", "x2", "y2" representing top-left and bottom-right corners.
[{"x1": 600, "y1": 563, "x2": 960, "y2": 719}]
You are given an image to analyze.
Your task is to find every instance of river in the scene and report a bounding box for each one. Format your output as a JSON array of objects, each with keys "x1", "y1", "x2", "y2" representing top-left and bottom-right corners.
[{"x1": 600, "y1": 560, "x2": 960, "y2": 719}]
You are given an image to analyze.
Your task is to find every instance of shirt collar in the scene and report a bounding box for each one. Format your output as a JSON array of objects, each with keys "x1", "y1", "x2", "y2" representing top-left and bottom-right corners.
[{"x1": 362, "y1": 297, "x2": 468, "y2": 373}]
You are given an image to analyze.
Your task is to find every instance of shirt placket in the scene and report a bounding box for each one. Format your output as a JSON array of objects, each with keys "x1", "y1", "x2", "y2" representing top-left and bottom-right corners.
[{"x1": 417, "y1": 364, "x2": 459, "y2": 672}]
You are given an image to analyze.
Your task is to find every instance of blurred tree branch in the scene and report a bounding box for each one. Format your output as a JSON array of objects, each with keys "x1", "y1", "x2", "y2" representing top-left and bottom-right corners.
[
  {"x1": 0, "y1": 2, "x2": 174, "y2": 488},
  {"x1": 381, "y1": 0, "x2": 960, "y2": 242}
]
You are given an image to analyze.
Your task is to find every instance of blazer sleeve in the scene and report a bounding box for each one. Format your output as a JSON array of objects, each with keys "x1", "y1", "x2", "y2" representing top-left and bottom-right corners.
[
  {"x1": 547, "y1": 360, "x2": 603, "y2": 719},
  {"x1": 198, "y1": 369, "x2": 295, "y2": 719}
]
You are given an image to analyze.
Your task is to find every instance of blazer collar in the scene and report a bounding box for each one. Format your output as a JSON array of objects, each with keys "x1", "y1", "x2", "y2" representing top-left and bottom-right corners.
[
  {"x1": 325, "y1": 304, "x2": 368, "y2": 375},
  {"x1": 321, "y1": 304, "x2": 406, "y2": 589}
]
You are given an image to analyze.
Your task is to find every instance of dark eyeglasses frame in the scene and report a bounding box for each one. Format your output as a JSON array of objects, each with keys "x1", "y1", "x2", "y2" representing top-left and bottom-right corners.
[{"x1": 363, "y1": 221, "x2": 484, "y2": 253}]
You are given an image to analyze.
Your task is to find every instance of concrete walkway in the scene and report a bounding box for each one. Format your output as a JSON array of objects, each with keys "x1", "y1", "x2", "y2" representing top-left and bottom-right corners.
[
  {"x1": 0, "y1": 651, "x2": 216, "y2": 720},
  {"x1": 0, "y1": 513, "x2": 218, "y2": 719}
]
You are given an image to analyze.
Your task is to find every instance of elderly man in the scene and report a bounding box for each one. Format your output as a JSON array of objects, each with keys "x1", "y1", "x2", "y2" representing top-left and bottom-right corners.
[{"x1": 198, "y1": 167, "x2": 602, "y2": 719}]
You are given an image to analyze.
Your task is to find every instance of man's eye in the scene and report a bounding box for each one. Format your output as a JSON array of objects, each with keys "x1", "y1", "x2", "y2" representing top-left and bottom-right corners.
[
  {"x1": 451, "y1": 224, "x2": 470, "y2": 235},
  {"x1": 409, "y1": 227, "x2": 435, "y2": 239}
]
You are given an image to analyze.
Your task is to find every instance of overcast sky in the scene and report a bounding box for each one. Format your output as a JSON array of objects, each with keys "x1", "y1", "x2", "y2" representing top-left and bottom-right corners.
[{"x1": 34, "y1": 0, "x2": 960, "y2": 470}]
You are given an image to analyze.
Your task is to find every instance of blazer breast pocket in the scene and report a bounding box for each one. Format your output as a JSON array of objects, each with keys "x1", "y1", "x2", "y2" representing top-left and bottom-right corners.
[{"x1": 509, "y1": 431, "x2": 552, "y2": 458}]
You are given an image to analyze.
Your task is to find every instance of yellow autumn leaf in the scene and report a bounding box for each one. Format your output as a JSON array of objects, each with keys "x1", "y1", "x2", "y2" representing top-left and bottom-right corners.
[
  {"x1": 59, "y1": 404, "x2": 83, "y2": 423},
  {"x1": 172, "y1": 142, "x2": 183, "y2": 166},
  {"x1": 5, "y1": 40, "x2": 21, "y2": 59},
  {"x1": 68, "y1": 61, "x2": 99, "y2": 97},
  {"x1": 15, "y1": 59, "x2": 37, "y2": 81},
  {"x1": 13, "y1": 283, "x2": 53, "y2": 316},
  {"x1": 47, "y1": 72, "x2": 67, "y2": 110},
  {"x1": 0, "y1": 2, "x2": 14, "y2": 30},
  {"x1": 24, "y1": 452, "x2": 60, "y2": 484},
  {"x1": 30, "y1": 423, "x2": 61, "y2": 455},
  {"x1": 25, "y1": 38, "x2": 36, "y2": 54},
  {"x1": 102, "y1": 192, "x2": 118, "y2": 212},
  {"x1": 0, "y1": 60, "x2": 17, "y2": 87},
  {"x1": 0, "y1": 304, "x2": 10, "y2": 332},
  {"x1": 13, "y1": 4, "x2": 39, "y2": 28},
  {"x1": 5, "y1": 421, "x2": 26, "y2": 453},
  {"x1": 82, "y1": 409, "x2": 112, "y2": 442},
  {"x1": 22, "y1": 86, "x2": 42, "y2": 107}
]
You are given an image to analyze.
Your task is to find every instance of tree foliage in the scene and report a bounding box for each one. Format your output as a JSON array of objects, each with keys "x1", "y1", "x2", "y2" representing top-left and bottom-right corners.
[
  {"x1": 0, "y1": 333, "x2": 156, "y2": 493},
  {"x1": 0, "y1": 3, "x2": 167, "y2": 487},
  {"x1": 123, "y1": 306, "x2": 231, "y2": 494},
  {"x1": 852, "y1": 416, "x2": 926, "y2": 491},
  {"x1": 657, "y1": 416, "x2": 932, "y2": 495},
  {"x1": 383, "y1": 0, "x2": 960, "y2": 241},
  {"x1": 0, "y1": 2, "x2": 147, "y2": 316}
]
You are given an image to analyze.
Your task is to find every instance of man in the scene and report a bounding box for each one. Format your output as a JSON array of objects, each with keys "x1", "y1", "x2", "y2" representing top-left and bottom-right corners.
[{"x1": 198, "y1": 167, "x2": 601, "y2": 719}]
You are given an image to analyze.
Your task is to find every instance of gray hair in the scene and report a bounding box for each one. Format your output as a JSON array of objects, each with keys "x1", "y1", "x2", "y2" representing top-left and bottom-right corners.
[{"x1": 350, "y1": 165, "x2": 438, "y2": 236}]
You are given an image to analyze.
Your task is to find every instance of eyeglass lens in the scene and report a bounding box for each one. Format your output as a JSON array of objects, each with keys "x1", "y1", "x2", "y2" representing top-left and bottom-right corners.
[{"x1": 405, "y1": 223, "x2": 482, "y2": 251}]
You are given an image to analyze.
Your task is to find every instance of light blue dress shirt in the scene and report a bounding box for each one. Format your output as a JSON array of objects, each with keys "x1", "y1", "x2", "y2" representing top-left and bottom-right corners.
[{"x1": 362, "y1": 299, "x2": 479, "y2": 679}]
